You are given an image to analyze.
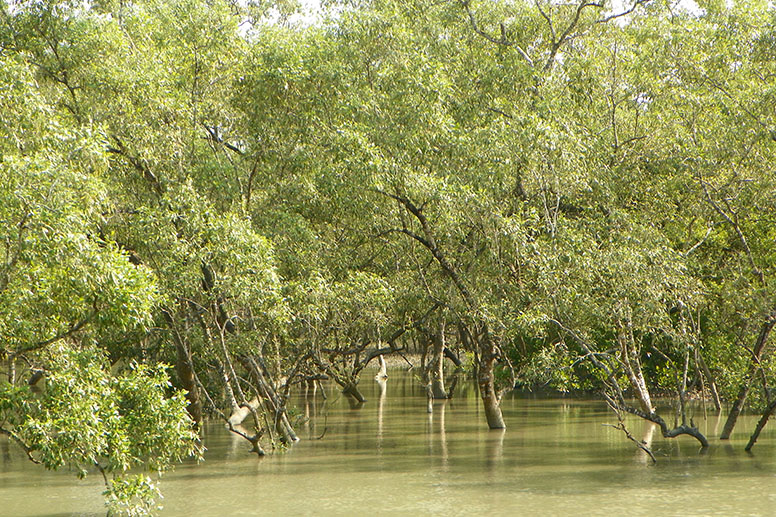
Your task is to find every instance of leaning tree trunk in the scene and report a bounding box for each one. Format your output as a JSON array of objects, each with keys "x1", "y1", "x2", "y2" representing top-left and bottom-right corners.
[
  {"x1": 375, "y1": 355, "x2": 388, "y2": 380},
  {"x1": 618, "y1": 331, "x2": 653, "y2": 413},
  {"x1": 745, "y1": 398, "x2": 776, "y2": 451},
  {"x1": 721, "y1": 312, "x2": 776, "y2": 439}
]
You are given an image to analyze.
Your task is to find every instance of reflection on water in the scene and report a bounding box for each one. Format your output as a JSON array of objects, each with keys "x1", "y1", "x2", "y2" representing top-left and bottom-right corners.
[{"x1": 2, "y1": 371, "x2": 776, "y2": 516}]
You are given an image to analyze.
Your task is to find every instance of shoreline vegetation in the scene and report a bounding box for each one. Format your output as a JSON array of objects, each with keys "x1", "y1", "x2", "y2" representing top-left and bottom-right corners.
[{"x1": 2, "y1": 0, "x2": 776, "y2": 514}]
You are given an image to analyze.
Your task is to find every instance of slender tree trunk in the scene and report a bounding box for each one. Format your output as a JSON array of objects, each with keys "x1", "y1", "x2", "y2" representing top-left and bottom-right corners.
[
  {"x1": 619, "y1": 332, "x2": 653, "y2": 413},
  {"x1": 696, "y1": 349, "x2": 721, "y2": 411},
  {"x1": 164, "y1": 307, "x2": 202, "y2": 426},
  {"x1": 721, "y1": 380, "x2": 754, "y2": 440},
  {"x1": 431, "y1": 321, "x2": 448, "y2": 399},
  {"x1": 375, "y1": 355, "x2": 388, "y2": 380},
  {"x1": 175, "y1": 341, "x2": 202, "y2": 427},
  {"x1": 8, "y1": 359, "x2": 15, "y2": 387},
  {"x1": 745, "y1": 398, "x2": 776, "y2": 451},
  {"x1": 376, "y1": 377, "x2": 387, "y2": 447},
  {"x1": 721, "y1": 312, "x2": 776, "y2": 439},
  {"x1": 245, "y1": 356, "x2": 299, "y2": 444}
]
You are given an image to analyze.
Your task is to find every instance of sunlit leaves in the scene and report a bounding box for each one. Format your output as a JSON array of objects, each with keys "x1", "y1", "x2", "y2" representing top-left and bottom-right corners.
[{"x1": 1, "y1": 345, "x2": 200, "y2": 515}]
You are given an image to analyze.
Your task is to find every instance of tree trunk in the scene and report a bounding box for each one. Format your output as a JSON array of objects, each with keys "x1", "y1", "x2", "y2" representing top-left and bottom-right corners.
[
  {"x1": 175, "y1": 341, "x2": 202, "y2": 427},
  {"x1": 376, "y1": 377, "x2": 387, "y2": 447},
  {"x1": 478, "y1": 352, "x2": 505, "y2": 429},
  {"x1": 721, "y1": 312, "x2": 776, "y2": 439},
  {"x1": 745, "y1": 398, "x2": 776, "y2": 451},
  {"x1": 343, "y1": 383, "x2": 366, "y2": 403},
  {"x1": 696, "y1": 349, "x2": 722, "y2": 411},
  {"x1": 431, "y1": 321, "x2": 448, "y2": 399},
  {"x1": 619, "y1": 332, "x2": 653, "y2": 413},
  {"x1": 721, "y1": 380, "x2": 754, "y2": 440},
  {"x1": 228, "y1": 398, "x2": 260, "y2": 427},
  {"x1": 375, "y1": 355, "x2": 388, "y2": 380}
]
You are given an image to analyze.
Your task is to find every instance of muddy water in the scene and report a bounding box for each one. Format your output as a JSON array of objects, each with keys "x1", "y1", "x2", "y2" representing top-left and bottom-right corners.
[{"x1": 2, "y1": 372, "x2": 776, "y2": 516}]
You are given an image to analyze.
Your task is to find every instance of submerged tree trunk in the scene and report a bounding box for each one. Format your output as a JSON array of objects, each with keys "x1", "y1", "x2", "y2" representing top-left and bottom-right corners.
[
  {"x1": 618, "y1": 330, "x2": 653, "y2": 413},
  {"x1": 228, "y1": 398, "x2": 260, "y2": 427},
  {"x1": 745, "y1": 398, "x2": 776, "y2": 451},
  {"x1": 696, "y1": 348, "x2": 722, "y2": 412},
  {"x1": 478, "y1": 350, "x2": 505, "y2": 429},
  {"x1": 244, "y1": 355, "x2": 299, "y2": 444},
  {"x1": 343, "y1": 383, "x2": 366, "y2": 404},
  {"x1": 721, "y1": 311, "x2": 776, "y2": 439},
  {"x1": 431, "y1": 321, "x2": 448, "y2": 399},
  {"x1": 375, "y1": 355, "x2": 388, "y2": 380}
]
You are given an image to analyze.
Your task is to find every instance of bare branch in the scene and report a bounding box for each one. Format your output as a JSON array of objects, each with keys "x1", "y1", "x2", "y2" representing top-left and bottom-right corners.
[
  {"x1": 596, "y1": 0, "x2": 651, "y2": 24},
  {"x1": 603, "y1": 420, "x2": 657, "y2": 463},
  {"x1": 458, "y1": 0, "x2": 534, "y2": 67},
  {"x1": 698, "y1": 176, "x2": 764, "y2": 284},
  {"x1": 544, "y1": 1, "x2": 603, "y2": 72}
]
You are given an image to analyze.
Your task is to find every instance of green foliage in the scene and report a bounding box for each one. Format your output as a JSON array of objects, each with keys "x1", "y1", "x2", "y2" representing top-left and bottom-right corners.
[
  {"x1": 3, "y1": 0, "x2": 776, "y2": 499},
  {"x1": 0, "y1": 345, "x2": 200, "y2": 515}
]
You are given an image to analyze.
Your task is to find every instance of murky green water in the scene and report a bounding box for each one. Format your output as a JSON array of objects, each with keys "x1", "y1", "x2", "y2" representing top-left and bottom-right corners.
[{"x1": 2, "y1": 371, "x2": 776, "y2": 516}]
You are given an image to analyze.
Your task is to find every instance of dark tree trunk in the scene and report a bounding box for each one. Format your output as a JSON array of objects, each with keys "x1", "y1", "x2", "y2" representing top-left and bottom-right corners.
[
  {"x1": 721, "y1": 312, "x2": 776, "y2": 439},
  {"x1": 175, "y1": 341, "x2": 202, "y2": 427},
  {"x1": 745, "y1": 398, "x2": 776, "y2": 451},
  {"x1": 478, "y1": 351, "x2": 505, "y2": 429},
  {"x1": 343, "y1": 383, "x2": 366, "y2": 404}
]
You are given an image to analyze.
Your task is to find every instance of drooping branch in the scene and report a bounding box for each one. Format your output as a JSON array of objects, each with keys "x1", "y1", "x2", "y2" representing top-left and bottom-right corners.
[
  {"x1": 375, "y1": 189, "x2": 476, "y2": 311},
  {"x1": 202, "y1": 123, "x2": 245, "y2": 156},
  {"x1": 603, "y1": 416, "x2": 656, "y2": 463},
  {"x1": 0, "y1": 427, "x2": 41, "y2": 464},
  {"x1": 595, "y1": 0, "x2": 651, "y2": 24},
  {"x1": 14, "y1": 312, "x2": 94, "y2": 358},
  {"x1": 609, "y1": 395, "x2": 709, "y2": 448},
  {"x1": 698, "y1": 176, "x2": 764, "y2": 285}
]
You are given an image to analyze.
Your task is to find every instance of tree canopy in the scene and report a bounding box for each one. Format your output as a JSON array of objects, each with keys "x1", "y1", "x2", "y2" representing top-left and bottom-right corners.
[{"x1": 2, "y1": 0, "x2": 776, "y2": 513}]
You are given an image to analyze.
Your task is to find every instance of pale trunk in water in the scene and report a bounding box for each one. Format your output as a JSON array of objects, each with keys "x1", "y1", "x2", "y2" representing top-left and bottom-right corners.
[
  {"x1": 431, "y1": 321, "x2": 448, "y2": 399},
  {"x1": 619, "y1": 333, "x2": 653, "y2": 413},
  {"x1": 696, "y1": 349, "x2": 722, "y2": 411},
  {"x1": 228, "y1": 398, "x2": 260, "y2": 427},
  {"x1": 375, "y1": 355, "x2": 388, "y2": 380}
]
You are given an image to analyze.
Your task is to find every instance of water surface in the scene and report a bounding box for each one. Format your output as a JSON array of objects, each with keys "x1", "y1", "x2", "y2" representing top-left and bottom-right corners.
[{"x1": 2, "y1": 371, "x2": 775, "y2": 516}]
